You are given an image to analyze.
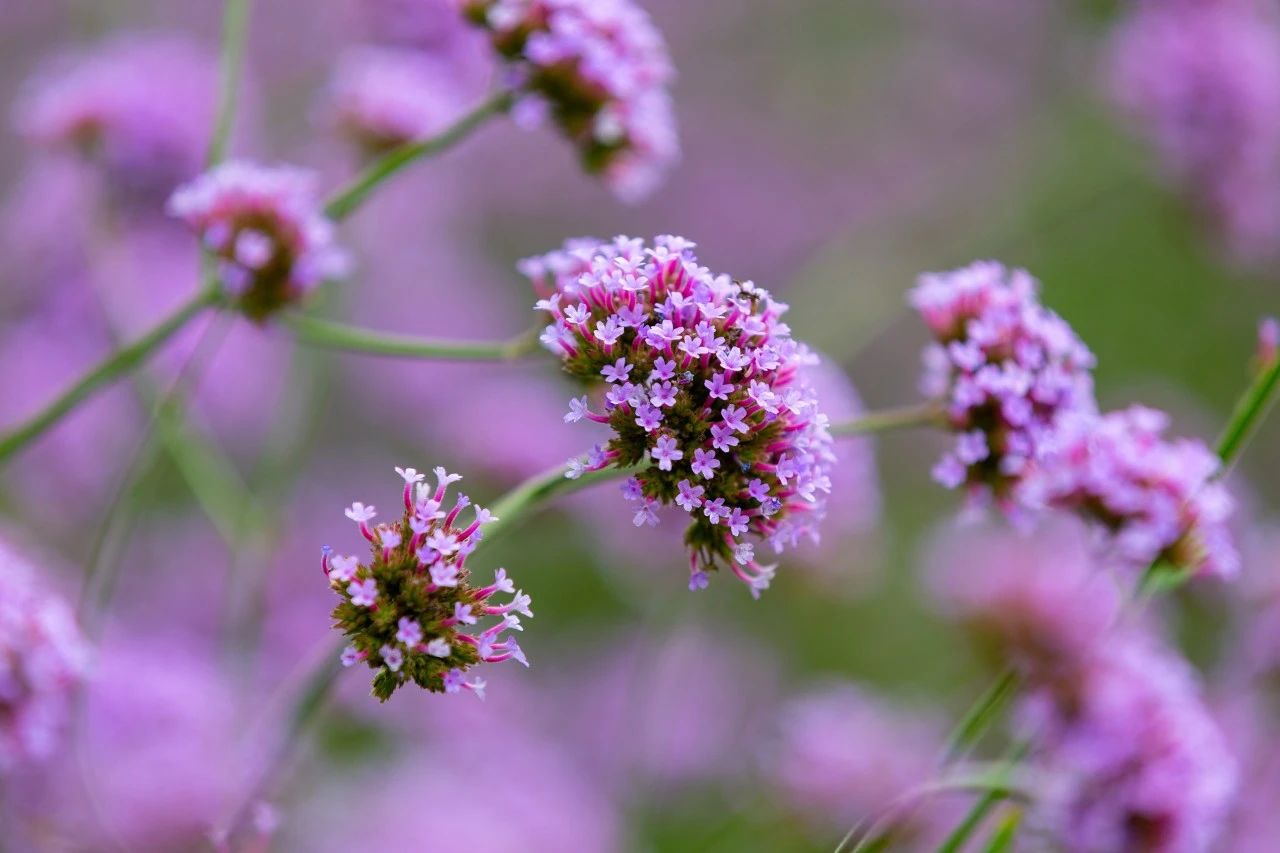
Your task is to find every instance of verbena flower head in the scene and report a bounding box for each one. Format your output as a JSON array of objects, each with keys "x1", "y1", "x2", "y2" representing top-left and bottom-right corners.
[
  {"x1": 1109, "y1": 0, "x2": 1280, "y2": 261},
  {"x1": 911, "y1": 261, "x2": 1097, "y2": 503},
  {"x1": 325, "y1": 466, "x2": 528, "y2": 701},
  {"x1": 454, "y1": 0, "x2": 679, "y2": 201},
  {"x1": 522, "y1": 235, "x2": 834, "y2": 596},
  {"x1": 167, "y1": 161, "x2": 349, "y2": 321},
  {"x1": 765, "y1": 684, "x2": 957, "y2": 844},
  {"x1": 925, "y1": 517, "x2": 1122, "y2": 683},
  {"x1": 13, "y1": 35, "x2": 218, "y2": 204},
  {"x1": 1023, "y1": 405, "x2": 1239, "y2": 579},
  {"x1": 1020, "y1": 634, "x2": 1237, "y2": 852},
  {"x1": 327, "y1": 46, "x2": 467, "y2": 152},
  {"x1": 0, "y1": 537, "x2": 90, "y2": 771}
]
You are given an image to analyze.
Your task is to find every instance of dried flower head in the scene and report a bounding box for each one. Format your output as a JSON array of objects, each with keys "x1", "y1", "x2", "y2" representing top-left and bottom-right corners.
[
  {"x1": 522, "y1": 235, "x2": 834, "y2": 596},
  {"x1": 455, "y1": 0, "x2": 679, "y2": 201},
  {"x1": 1023, "y1": 406, "x2": 1239, "y2": 579},
  {"x1": 13, "y1": 35, "x2": 219, "y2": 204},
  {"x1": 325, "y1": 466, "x2": 529, "y2": 701},
  {"x1": 911, "y1": 261, "x2": 1097, "y2": 503},
  {"x1": 0, "y1": 537, "x2": 90, "y2": 770},
  {"x1": 167, "y1": 161, "x2": 349, "y2": 320}
]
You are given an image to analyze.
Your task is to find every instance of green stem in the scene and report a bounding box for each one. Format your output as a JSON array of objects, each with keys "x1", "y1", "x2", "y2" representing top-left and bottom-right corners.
[
  {"x1": 1215, "y1": 355, "x2": 1280, "y2": 472},
  {"x1": 981, "y1": 809, "x2": 1022, "y2": 853},
  {"x1": 935, "y1": 742, "x2": 1029, "y2": 853},
  {"x1": 283, "y1": 313, "x2": 539, "y2": 362},
  {"x1": 483, "y1": 461, "x2": 640, "y2": 549},
  {"x1": 0, "y1": 290, "x2": 217, "y2": 466},
  {"x1": 943, "y1": 667, "x2": 1020, "y2": 763},
  {"x1": 830, "y1": 402, "x2": 946, "y2": 437},
  {"x1": 323, "y1": 90, "x2": 514, "y2": 221},
  {"x1": 207, "y1": 0, "x2": 252, "y2": 166}
]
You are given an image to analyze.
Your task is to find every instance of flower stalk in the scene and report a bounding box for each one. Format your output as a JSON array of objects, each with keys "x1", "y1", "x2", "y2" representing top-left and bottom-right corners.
[
  {"x1": 283, "y1": 313, "x2": 540, "y2": 362},
  {"x1": 322, "y1": 89, "x2": 514, "y2": 222},
  {"x1": 830, "y1": 402, "x2": 947, "y2": 437},
  {"x1": 0, "y1": 288, "x2": 220, "y2": 466}
]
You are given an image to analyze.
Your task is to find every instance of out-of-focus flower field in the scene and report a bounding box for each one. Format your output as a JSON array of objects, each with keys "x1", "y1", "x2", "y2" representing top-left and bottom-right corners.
[{"x1": 1, "y1": 1, "x2": 1279, "y2": 850}]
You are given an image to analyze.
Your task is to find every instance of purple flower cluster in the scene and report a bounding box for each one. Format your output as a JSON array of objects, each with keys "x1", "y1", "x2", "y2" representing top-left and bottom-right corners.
[
  {"x1": 167, "y1": 161, "x2": 349, "y2": 320},
  {"x1": 326, "y1": 47, "x2": 469, "y2": 152},
  {"x1": 1019, "y1": 635, "x2": 1237, "y2": 852},
  {"x1": 1109, "y1": 0, "x2": 1280, "y2": 261},
  {"x1": 13, "y1": 35, "x2": 219, "y2": 205},
  {"x1": 765, "y1": 684, "x2": 955, "y2": 843},
  {"x1": 0, "y1": 537, "x2": 89, "y2": 771},
  {"x1": 926, "y1": 518, "x2": 1123, "y2": 683},
  {"x1": 325, "y1": 466, "x2": 530, "y2": 700},
  {"x1": 522, "y1": 235, "x2": 834, "y2": 596},
  {"x1": 911, "y1": 261, "x2": 1097, "y2": 503},
  {"x1": 1024, "y1": 406, "x2": 1239, "y2": 579},
  {"x1": 454, "y1": 0, "x2": 679, "y2": 201}
]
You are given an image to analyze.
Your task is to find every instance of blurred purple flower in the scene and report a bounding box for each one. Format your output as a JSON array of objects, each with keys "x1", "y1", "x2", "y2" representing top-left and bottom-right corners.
[
  {"x1": 168, "y1": 161, "x2": 349, "y2": 320},
  {"x1": 1019, "y1": 633, "x2": 1237, "y2": 853},
  {"x1": 924, "y1": 516, "x2": 1122, "y2": 683},
  {"x1": 1023, "y1": 405, "x2": 1239, "y2": 579},
  {"x1": 0, "y1": 536, "x2": 88, "y2": 772},
  {"x1": 326, "y1": 46, "x2": 472, "y2": 152},
  {"x1": 763, "y1": 683, "x2": 959, "y2": 845},
  {"x1": 13, "y1": 34, "x2": 221, "y2": 208},
  {"x1": 1109, "y1": 0, "x2": 1280, "y2": 262}
]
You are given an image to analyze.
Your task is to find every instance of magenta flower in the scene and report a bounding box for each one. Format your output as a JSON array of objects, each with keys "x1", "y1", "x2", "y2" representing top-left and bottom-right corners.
[
  {"x1": 0, "y1": 537, "x2": 90, "y2": 771},
  {"x1": 1019, "y1": 633, "x2": 1237, "y2": 852},
  {"x1": 167, "y1": 161, "x2": 349, "y2": 320},
  {"x1": 325, "y1": 466, "x2": 529, "y2": 700},
  {"x1": 1109, "y1": 0, "x2": 1280, "y2": 261},
  {"x1": 13, "y1": 35, "x2": 220, "y2": 204},
  {"x1": 327, "y1": 46, "x2": 468, "y2": 152},
  {"x1": 1022, "y1": 406, "x2": 1239, "y2": 579},
  {"x1": 455, "y1": 0, "x2": 679, "y2": 201},
  {"x1": 911, "y1": 261, "x2": 1096, "y2": 503},
  {"x1": 523, "y1": 235, "x2": 835, "y2": 596}
]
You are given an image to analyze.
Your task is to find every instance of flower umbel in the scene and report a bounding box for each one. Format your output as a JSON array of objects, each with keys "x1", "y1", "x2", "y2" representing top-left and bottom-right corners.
[
  {"x1": 524, "y1": 235, "x2": 834, "y2": 596},
  {"x1": 1023, "y1": 406, "x2": 1239, "y2": 579},
  {"x1": 325, "y1": 466, "x2": 528, "y2": 701},
  {"x1": 454, "y1": 0, "x2": 679, "y2": 201},
  {"x1": 167, "y1": 161, "x2": 349, "y2": 320},
  {"x1": 911, "y1": 261, "x2": 1097, "y2": 503}
]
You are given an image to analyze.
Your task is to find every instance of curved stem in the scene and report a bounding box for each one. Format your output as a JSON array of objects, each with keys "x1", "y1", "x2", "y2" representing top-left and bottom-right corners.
[
  {"x1": 830, "y1": 402, "x2": 946, "y2": 437},
  {"x1": 207, "y1": 0, "x2": 252, "y2": 167},
  {"x1": 323, "y1": 90, "x2": 514, "y2": 222},
  {"x1": 942, "y1": 667, "x2": 1020, "y2": 763},
  {"x1": 283, "y1": 313, "x2": 540, "y2": 362},
  {"x1": 933, "y1": 741, "x2": 1030, "y2": 853},
  {"x1": 1215, "y1": 354, "x2": 1280, "y2": 472},
  {"x1": 483, "y1": 461, "x2": 640, "y2": 549},
  {"x1": 0, "y1": 290, "x2": 217, "y2": 466}
]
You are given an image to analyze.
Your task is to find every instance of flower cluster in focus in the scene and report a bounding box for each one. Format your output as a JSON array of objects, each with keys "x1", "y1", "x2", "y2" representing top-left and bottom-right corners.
[
  {"x1": 911, "y1": 261, "x2": 1097, "y2": 503},
  {"x1": 325, "y1": 466, "x2": 530, "y2": 701},
  {"x1": 0, "y1": 537, "x2": 90, "y2": 770},
  {"x1": 454, "y1": 0, "x2": 679, "y2": 201},
  {"x1": 523, "y1": 235, "x2": 834, "y2": 596},
  {"x1": 167, "y1": 161, "x2": 348, "y2": 320}
]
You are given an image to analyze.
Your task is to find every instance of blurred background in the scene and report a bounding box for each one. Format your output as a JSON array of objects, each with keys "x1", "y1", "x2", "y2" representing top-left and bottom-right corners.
[{"x1": 1, "y1": 0, "x2": 1278, "y2": 850}]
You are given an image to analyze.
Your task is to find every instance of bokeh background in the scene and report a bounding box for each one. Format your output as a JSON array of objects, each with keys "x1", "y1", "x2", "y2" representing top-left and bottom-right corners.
[{"x1": 1, "y1": 0, "x2": 1278, "y2": 850}]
